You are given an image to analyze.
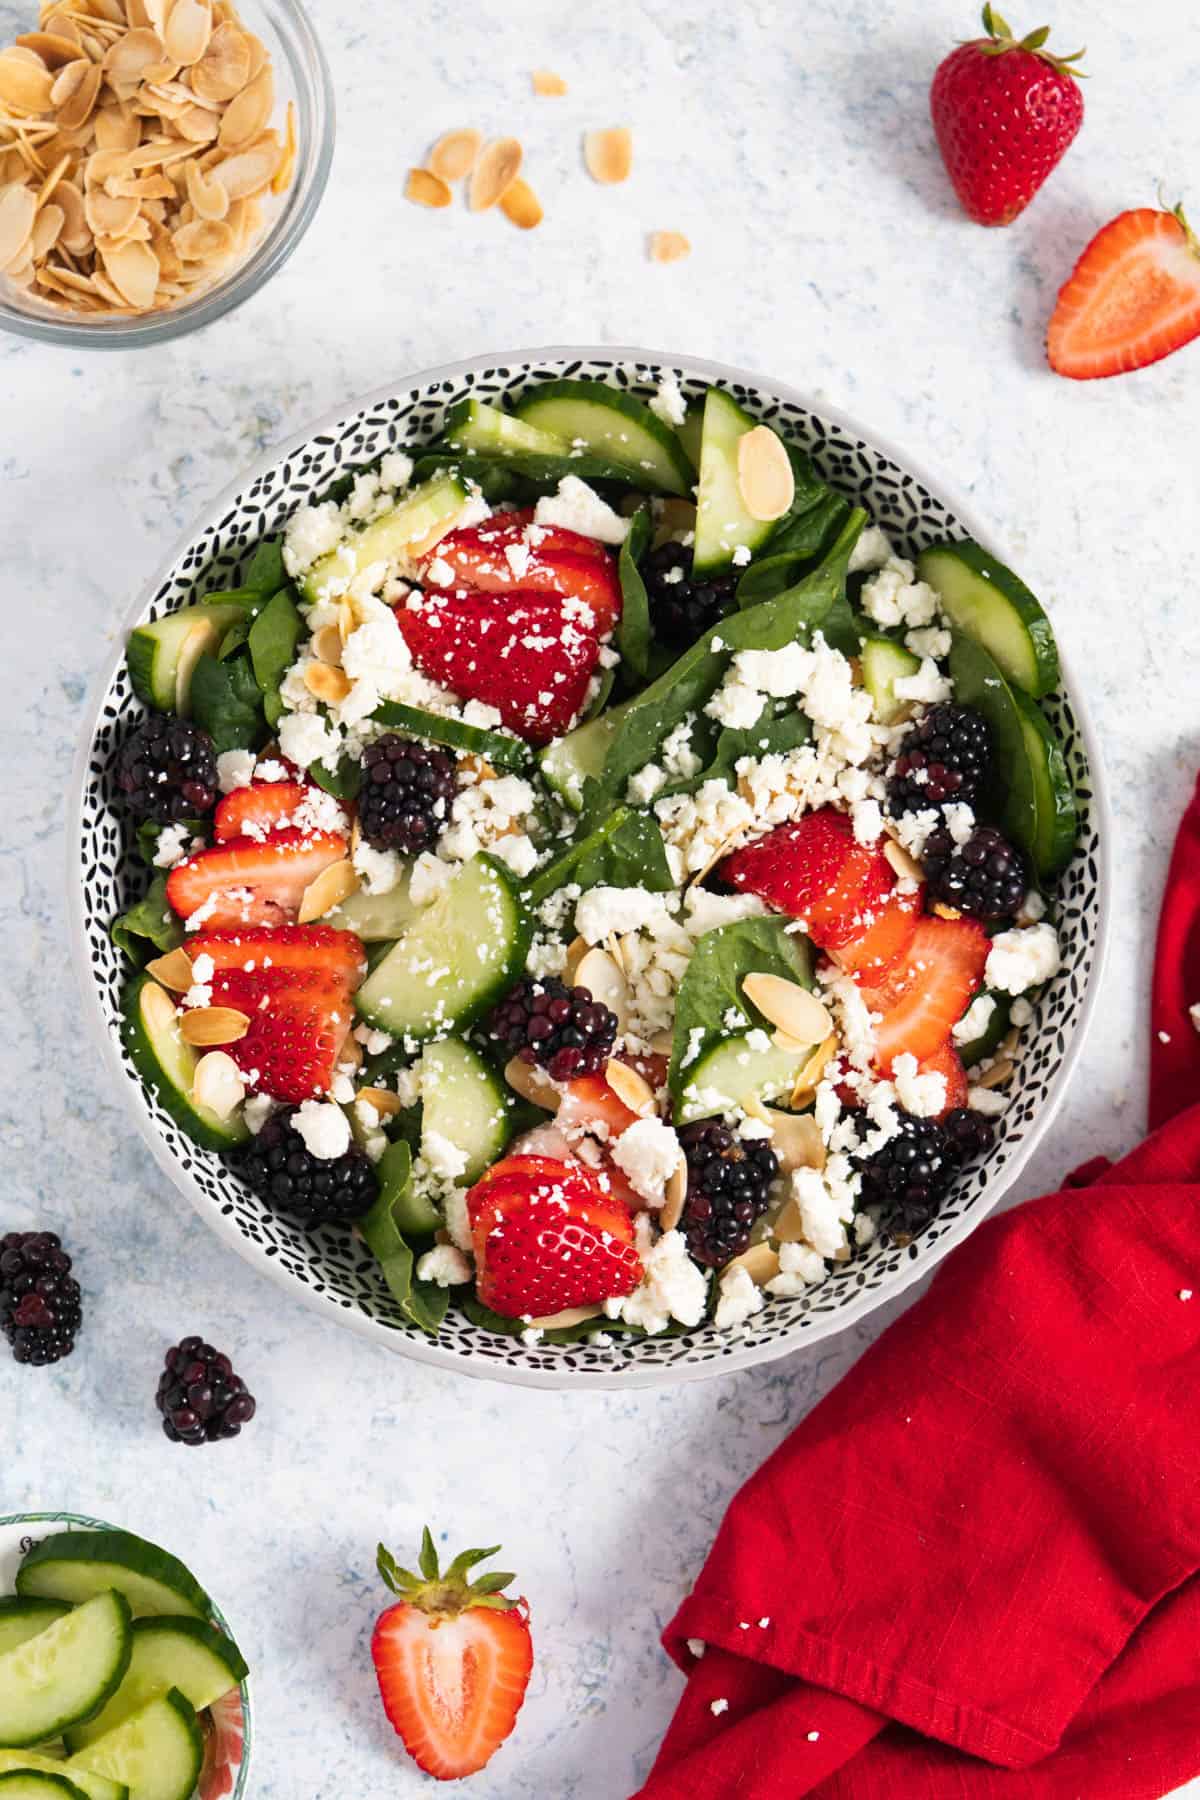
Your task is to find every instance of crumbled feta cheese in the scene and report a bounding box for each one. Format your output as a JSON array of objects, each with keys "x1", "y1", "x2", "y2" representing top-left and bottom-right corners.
[
  {"x1": 686, "y1": 1638, "x2": 706, "y2": 1659},
  {"x1": 714, "y1": 1264, "x2": 765, "y2": 1330},
  {"x1": 277, "y1": 710, "x2": 341, "y2": 772},
  {"x1": 424, "y1": 555, "x2": 456, "y2": 587},
  {"x1": 682, "y1": 886, "x2": 766, "y2": 935},
  {"x1": 766, "y1": 1239, "x2": 829, "y2": 1295},
  {"x1": 788, "y1": 1164, "x2": 851, "y2": 1260},
  {"x1": 293, "y1": 1100, "x2": 351, "y2": 1160},
  {"x1": 953, "y1": 994, "x2": 996, "y2": 1046},
  {"x1": 415, "y1": 1244, "x2": 472, "y2": 1287},
  {"x1": 243, "y1": 1092, "x2": 277, "y2": 1135},
  {"x1": 706, "y1": 678, "x2": 764, "y2": 731},
  {"x1": 906, "y1": 625, "x2": 952, "y2": 661},
  {"x1": 491, "y1": 833, "x2": 539, "y2": 879},
  {"x1": 847, "y1": 524, "x2": 893, "y2": 574},
  {"x1": 534, "y1": 476, "x2": 630, "y2": 545},
  {"x1": 1020, "y1": 889, "x2": 1047, "y2": 923},
  {"x1": 355, "y1": 1023, "x2": 396, "y2": 1058},
  {"x1": 607, "y1": 1217, "x2": 708, "y2": 1333},
  {"x1": 1010, "y1": 996, "x2": 1034, "y2": 1028},
  {"x1": 626, "y1": 763, "x2": 667, "y2": 806},
  {"x1": 1190, "y1": 1003, "x2": 1200, "y2": 1037},
  {"x1": 860, "y1": 556, "x2": 940, "y2": 630},
  {"x1": 943, "y1": 801, "x2": 976, "y2": 847},
  {"x1": 710, "y1": 1698, "x2": 729, "y2": 1717},
  {"x1": 967, "y1": 1086, "x2": 1009, "y2": 1117},
  {"x1": 660, "y1": 717, "x2": 702, "y2": 780},
  {"x1": 352, "y1": 838, "x2": 403, "y2": 897},
  {"x1": 610, "y1": 1118, "x2": 683, "y2": 1206},
  {"x1": 985, "y1": 923, "x2": 1061, "y2": 995},
  {"x1": 520, "y1": 1326, "x2": 544, "y2": 1346},
  {"x1": 893, "y1": 658, "x2": 954, "y2": 706},
  {"x1": 732, "y1": 642, "x2": 812, "y2": 698},
  {"x1": 409, "y1": 852, "x2": 454, "y2": 907},
  {"x1": 441, "y1": 1187, "x2": 473, "y2": 1253},
  {"x1": 893, "y1": 807, "x2": 941, "y2": 859},
  {"x1": 441, "y1": 775, "x2": 536, "y2": 864},
  {"x1": 423, "y1": 1130, "x2": 469, "y2": 1182},
  {"x1": 648, "y1": 374, "x2": 688, "y2": 427},
  {"x1": 216, "y1": 749, "x2": 256, "y2": 794},
  {"x1": 576, "y1": 886, "x2": 673, "y2": 944},
  {"x1": 892, "y1": 1052, "x2": 948, "y2": 1118},
  {"x1": 152, "y1": 822, "x2": 197, "y2": 870},
  {"x1": 379, "y1": 450, "x2": 414, "y2": 491},
  {"x1": 283, "y1": 501, "x2": 343, "y2": 577}
]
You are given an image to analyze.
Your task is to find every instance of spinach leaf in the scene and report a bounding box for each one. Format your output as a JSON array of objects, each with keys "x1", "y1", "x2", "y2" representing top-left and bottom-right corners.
[
  {"x1": 581, "y1": 663, "x2": 617, "y2": 722},
  {"x1": 135, "y1": 818, "x2": 205, "y2": 865},
  {"x1": 188, "y1": 651, "x2": 264, "y2": 754},
  {"x1": 111, "y1": 873, "x2": 184, "y2": 963},
  {"x1": 373, "y1": 700, "x2": 530, "y2": 772},
  {"x1": 358, "y1": 1142, "x2": 450, "y2": 1336},
  {"x1": 243, "y1": 535, "x2": 286, "y2": 597},
  {"x1": 616, "y1": 505, "x2": 652, "y2": 682},
  {"x1": 412, "y1": 452, "x2": 537, "y2": 506},
  {"x1": 248, "y1": 588, "x2": 304, "y2": 728},
  {"x1": 668, "y1": 918, "x2": 815, "y2": 1101},
  {"x1": 218, "y1": 619, "x2": 250, "y2": 660},
  {"x1": 523, "y1": 806, "x2": 672, "y2": 907},
  {"x1": 579, "y1": 510, "x2": 866, "y2": 828},
  {"x1": 738, "y1": 491, "x2": 852, "y2": 607},
  {"x1": 309, "y1": 754, "x2": 364, "y2": 801},
  {"x1": 682, "y1": 706, "x2": 812, "y2": 795}
]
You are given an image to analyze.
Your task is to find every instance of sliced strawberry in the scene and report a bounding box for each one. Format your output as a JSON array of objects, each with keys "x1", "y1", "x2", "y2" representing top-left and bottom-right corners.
[
  {"x1": 166, "y1": 830, "x2": 348, "y2": 930},
  {"x1": 832, "y1": 884, "x2": 922, "y2": 982},
  {"x1": 555, "y1": 1074, "x2": 644, "y2": 1142},
  {"x1": 859, "y1": 916, "x2": 990, "y2": 1071},
  {"x1": 467, "y1": 1154, "x2": 640, "y2": 1318},
  {"x1": 917, "y1": 1041, "x2": 970, "y2": 1117},
  {"x1": 423, "y1": 509, "x2": 621, "y2": 633},
  {"x1": 373, "y1": 1533, "x2": 532, "y2": 1782},
  {"x1": 721, "y1": 810, "x2": 895, "y2": 945},
  {"x1": 186, "y1": 923, "x2": 366, "y2": 988},
  {"x1": 397, "y1": 593, "x2": 600, "y2": 746},
  {"x1": 209, "y1": 964, "x2": 355, "y2": 1102},
  {"x1": 1048, "y1": 206, "x2": 1200, "y2": 381},
  {"x1": 213, "y1": 780, "x2": 310, "y2": 843}
]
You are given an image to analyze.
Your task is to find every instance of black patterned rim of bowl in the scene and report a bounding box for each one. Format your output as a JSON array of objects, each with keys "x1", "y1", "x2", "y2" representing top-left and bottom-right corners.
[{"x1": 67, "y1": 348, "x2": 1112, "y2": 1391}]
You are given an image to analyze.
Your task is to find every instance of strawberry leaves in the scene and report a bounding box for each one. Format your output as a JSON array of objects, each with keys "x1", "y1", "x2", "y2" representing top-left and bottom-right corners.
[{"x1": 376, "y1": 1533, "x2": 518, "y2": 1615}]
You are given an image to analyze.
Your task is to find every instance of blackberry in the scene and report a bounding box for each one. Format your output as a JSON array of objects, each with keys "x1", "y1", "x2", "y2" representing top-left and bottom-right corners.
[
  {"x1": 677, "y1": 1120, "x2": 779, "y2": 1268},
  {"x1": 358, "y1": 736, "x2": 458, "y2": 855},
  {"x1": 487, "y1": 977, "x2": 618, "y2": 1083},
  {"x1": 114, "y1": 714, "x2": 219, "y2": 824},
  {"x1": 855, "y1": 1107, "x2": 995, "y2": 1242},
  {"x1": 924, "y1": 824, "x2": 1026, "y2": 921},
  {"x1": 234, "y1": 1110, "x2": 378, "y2": 1229},
  {"x1": 157, "y1": 1336, "x2": 256, "y2": 1446},
  {"x1": 888, "y1": 704, "x2": 991, "y2": 816},
  {"x1": 0, "y1": 1232, "x2": 82, "y2": 1366},
  {"x1": 642, "y1": 542, "x2": 739, "y2": 647}
]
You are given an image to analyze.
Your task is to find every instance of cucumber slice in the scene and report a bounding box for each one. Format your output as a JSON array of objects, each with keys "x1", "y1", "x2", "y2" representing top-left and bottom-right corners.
[
  {"x1": 1010, "y1": 686, "x2": 1079, "y2": 879},
  {"x1": 301, "y1": 474, "x2": 469, "y2": 604},
  {"x1": 355, "y1": 855, "x2": 531, "y2": 1039},
  {"x1": 328, "y1": 872, "x2": 421, "y2": 943},
  {"x1": 956, "y1": 992, "x2": 1011, "y2": 1068},
  {"x1": 512, "y1": 380, "x2": 693, "y2": 496},
  {"x1": 125, "y1": 604, "x2": 246, "y2": 716},
  {"x1": 918, "y1": 541, "x2": 1059, "y2": 699},
  {"x1": 18, "y1": 1532, "x2": 209, "y2": 1623},
  {"x1": 441, "y1": 398, "x2": 568, "y2": 458},
  {"x1": 677, "y1": 1033, "x2": 811, "y2": 1124},
  {"x1": 0, "y1": 1754, "x2": 126, "y2": 1800},
  {"x1": 693, "y1": 389, "x2": 781, "y2": 576},
  {"x1": 677, "y1": 403, "x2": 704, "y2": 473},
  {"x1": 859, "y1": 637, "x2": 921, "y2": 725},
  {"x1": 0, "y1": 1591, "x2": 132, "y2": 1749},
  {"x1": 0, "y1": 1775, "x2": 93, "y2": 1799},
  {"x1": 420, "y1": 1038, "x2": 512, "y2": 1184},
  {"x1": 538, "y1": 702, "x2": 629, "y2": 811},
  {"x1": 119, "y1": 976, "x2": 248, "y2": 1152},
  {"x1": 66, "y1": 1690, "x2": 201, "y2": 1800},
  {"x1": 946, "y1": 635, "x2": 1039, "y2": 867},
  {"x1": 65, "y1": 1619, "x2": 245, "y2": 1753},
  {"x1": 372, "y1": 700, "x2": 530, "y2": 772},
  {"x1": 0, "y1": 1601, "x2": 69, "y2": 1658}
]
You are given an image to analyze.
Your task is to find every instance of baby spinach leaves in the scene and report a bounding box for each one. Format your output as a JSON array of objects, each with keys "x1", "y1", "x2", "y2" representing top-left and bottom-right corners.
[
  {"x1": 523, "y1": 805, "x2": 673, "y2": 907},
  {"x1": 247, "y1": 589, "x2": 304, "y2": 729},
  {"x1": 358, "y1": 1141, "x2": 450, "y2": 1336},
  {"x1": 668, "y1": 918, "x2": 814, "y2": 1101},
  {"x1": 111, "y1": 872, "x2": 183, "y2": 963},
  {"x1": 188, "y1": 651, "x2": 264, "y2": 754},
  {"x1": 616, "y1": 505, "x2": 652, "y2": 683}
]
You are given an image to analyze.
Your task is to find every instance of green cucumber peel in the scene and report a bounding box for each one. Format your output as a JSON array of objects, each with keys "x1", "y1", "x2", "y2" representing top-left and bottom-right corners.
[{"x1": 372, "y1": 701, "x2": 530, "y2": 771}]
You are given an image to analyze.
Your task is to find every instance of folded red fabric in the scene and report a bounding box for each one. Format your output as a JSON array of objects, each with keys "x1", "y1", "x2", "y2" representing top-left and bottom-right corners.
[{"x1": 636, "y1": 773, "x2": 1200, "y2": 1800}]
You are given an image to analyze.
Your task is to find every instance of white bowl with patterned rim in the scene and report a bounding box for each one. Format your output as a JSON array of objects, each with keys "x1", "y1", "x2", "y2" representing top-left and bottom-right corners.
[
  {"x1": 68, "y1": 347, "x2": 1112, "y2": 1390},
  {"x1": 0, "y1": 1513, "x2": 250, "y2": 1799}
]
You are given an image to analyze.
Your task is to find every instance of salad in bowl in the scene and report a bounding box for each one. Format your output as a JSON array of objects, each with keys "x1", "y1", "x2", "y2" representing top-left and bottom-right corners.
[{"x1": 77, "y1": 352, "x2": 1105, "y2": 1383}]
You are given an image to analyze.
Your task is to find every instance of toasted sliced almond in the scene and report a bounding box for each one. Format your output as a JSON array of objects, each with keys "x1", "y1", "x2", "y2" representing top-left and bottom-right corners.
[
  {"x1": 93, "y1": 102, "x2": 138, "y2": 148},
  {"x1": 242, "y1": 30, "x2": 267, "y2": 81},
  {"x1": 34, "y1": 149, "x2": 69, "y2": 205},
  {"x1": 97, "y1": 233, "x2": 156, "y2": 303},
  {"x1": 269, "y1": 97, "x2": 293, "y2": 194},
  {"x1": 189, "y1": 19, "x2": 248, "y2": 101},
  {"x1": 30, "y1": 197, "x2": 63, "y2": 253},
  {"x1": 303, "y1": 659, "x2": 351, "y2": 705},
  {"x1": 563, "y1": 934, "x2": 590, "y2": 984},
  {"x1": 0, "y1": 181, "x2": 37, "y2": 267},
  {"x1": 883, "y1": 838, "x2": 924, "y2": 885},
  {"x1": 527, "y1": 1304, "x2": 602, "y2": 1330},
  {"x1": 499, "y1": 175, "x2": 542, "y2": 230},
  {"x1": 583, "y1": 125, "x2": 631, "y2": 185},
  {"x1": 575, "y1": 947, "x2": 628, "y2": 1029},
  {"x1": 108, "y1": 169, "x2": 173, "y2": 198},
  {"x1": 310, "y1": 622, "x2": 343, "y2": 666},
  {"x1": 101, "y1": 25, "x2": 164, "y2": 83},
  {"x1": 736, "y1": 425, "x2": 795, "y2": 523},
  {"x1": 770, "y1": 1112, "x2": 826, "y2": 1176},
  {"x1": 145, "y1": 945, "x2": 195, "y2": 991},
  {"x1": 725, "y1": 1242, "x2": 781, "y2": 1287},
  {"x1": 974, "y1": 1057, "x2": 1014, "y2": 1090},
  {"x1": 605, "y1": 1057, "x2": 655, "y2": 1117},
  {"x1": 217, "y1": 59, "x2": 270, "y2": 147},
  {"x1": 163, "y1": 0, "x2": 211, "y2": 65},
  {"x1": 174, "y1": 102, "x2": 219, "y2": 142},
  {"x1": 648, "y1": 1028, "x2": 675, "y2": 1057},
  {"x1": 660, "y1": 1157, "x2": 688, "y2": 1232},
  {"x1": 468, "y1": 135, "x2": 521, "y2": 212},
  {"x1": 17, "y1": 30, "x2": 86, "y2": 68},
  {"x1": 185, "y1": 153, "x2": 226, "y2": 217},
  {"x1": 355, "y1": 1086, "x2": 403, "y2": 1119},
  {"x1": 180, "y1": 1005, "x2": 250, "y2": 1045},
  {"x1": 505, "y1": 1053, "x2": 561, "y2": 1111},
  {"x1": 85, "y1": 181, "x2": 137, "y2": 235},
  {"x1": 214, "y1": 136, "x2": 276, "y2": 198},
  {"x1": 999, "y1": 1027, "x2": 1020, "y2": 1059},
  {"x1": 297, "y1": 858, "x2": 359, "y2": 925},
  {"x1": 172, "y1": 213, "x2": 232, "y2": 258},
  {"x1": 0, "y1": 50, "x2": 55, "y2": 111},
  {"x1": 742, "y1": 974, "x2": 833, "y2": 1045},
  {"x1": 931, "y1": 901, "x2": 963, "y2": 921},
  {"x1": 790, "y1": 1032, "x2": 838, "y2": 1109},
  {"x1": 648, "y1": 228, "x2": 690, "y2": 264},
  {"x1": 404, "y1": 164, "x2": 451, "y2": 209},
  {"x1": 191, "y1": 1049, "x2": 245, "y2": 1119},
  {"x1": 427, "y1": 126, "x2": 479, "y2": 183},
  {"x1": 531, "y1": 67, "x2": 567, "y2": 96},
  {"x1": 55, "y1": 58, "x2": 101, "y2": 130}
]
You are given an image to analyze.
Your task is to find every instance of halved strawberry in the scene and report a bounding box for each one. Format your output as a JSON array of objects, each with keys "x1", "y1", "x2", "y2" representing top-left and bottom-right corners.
[
  {"x1": 859, "y1": 916, "x2": 990, "y2": 1071},
  {"x1": 213, "y1": 780, "x2": 310, "y2": 843},
  {"x1": 467, "y1": 1154, "x2": 640, "y2": 1318},
  {"x1": 397, "y1": 593, "x2": 600, "y2": 746},
  {"x1": 423, "y1": 509, "x2": 622, "y2": 634},
  {"x1": 721, "y1": 810, "x2": 895, "y2": 946},
  {"x1": 1047, "y1": 205, "x2": 1200, "y2": 380},
  {"x1": 186, "y1": 923, "x2": 367, "y2": 988},
  {"x1": 554, "y1": 1073, "x2": 644, "y2": 1142},
  {"x1": 917, "y1": 1040, "x2": 970, "y2": 1117},
  {"x1": 832, "y1": 884, "x2": 922, "y2": 982},
  {"x1": 208, "y1": 963, "x2": 355, "y2": 1102},
  {"x1": 373, "y1": 1530, "x2": 533, "y2": 1782},
  {"x1": 166, "y1": 829, "x2": 348, "y2": 930}
]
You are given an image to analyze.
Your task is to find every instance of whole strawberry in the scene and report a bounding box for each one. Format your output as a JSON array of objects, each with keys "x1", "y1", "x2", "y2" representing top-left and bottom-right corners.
[{"x1": 931, "y1": 5, "x2": 1085, "y2": 226}]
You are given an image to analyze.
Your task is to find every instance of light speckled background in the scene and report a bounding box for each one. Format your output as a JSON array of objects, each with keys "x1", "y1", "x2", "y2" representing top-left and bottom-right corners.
[{"x1": 3, "y1": 0, "x2": 1199, "y2": 1793}]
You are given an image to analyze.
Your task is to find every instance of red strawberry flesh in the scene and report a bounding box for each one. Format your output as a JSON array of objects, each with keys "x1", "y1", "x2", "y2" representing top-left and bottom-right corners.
[
  {"x1": 213, "y1": 780, "x2": 312, "y2": 843},
  {"x1": 467, "y1": 1155, "x2": 640, "y2": 1318},
  {"x1": 1047, "y1": 206, "x2": 1200, "y2": 381},
  {"x1": 165, "y1": 829, "x2": 348, "y2": 930}
]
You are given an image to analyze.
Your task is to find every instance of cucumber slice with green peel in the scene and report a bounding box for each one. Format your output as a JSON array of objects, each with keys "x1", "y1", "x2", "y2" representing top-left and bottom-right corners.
[
  {"x1": 676, "y1": 403, "x2": 704, "y2": 473},
  {"x1": 538, "y1": 701, "x2": 630, "y2": 811},
  {"x1": 65, "y1": 1619, "x2": 245, "y2": 1754},
  {"x1": 512, "y1": 379, "x2": 693, "y2": 495},
  {"x1": 119, "y1": 976, "x2": 249, "y2": 1152},
  {"x1": 1010, "y1": 686, "x2": 1079, "y2": 879},
  {"x1": 372, "y1": 700, "x2": 530, "y2": 772},
  {"x1": 441, "y1": 397, "x2": 569, "y2": 458},
  {"x1": 946, "y1": 635, "x2": 1040, "y2": 867},
  {"x1": 328, "y1": 872, "x2": 422, "y2": 943},
  {"x1": 956, "y1": 992, "x2": 1012, "y2": 1068},
  {"x1": 693, "y1": 389, "x2": 782, "y2": 576},
  {"x1": 917, "y1": 541, "x2": 1059, "y2": 699},
  {"x1": 66, "y1": 1690, "x2": 201, "y2": 1800},
  {"x1": 18, "y1": 1532, "x2": 210, "y2": 1623},
  {"x1": 0, "y1": 1601, "x2": 69, "y2": 1658},
  {"x1": 355, "y1": 855, "x2": 532, "y2": 1038},
  {"x1": 677, "y1": 1033, "x2": 812, "y2": 1124},
  {"x1": 125, "y1": 605, "x2": 247, "y2": 716},
  {"x1": 860, "y1": 637, "x2": 921, "y2": 725},
  {"x1": 0, "y1": 1774, "x2": 94, "y2": 1800},
  {"x1": 420, "y1": 1038, "x2": 513, "y2": 1184},
  {"x1": 300, "y1": 473, "x2": 469, "y2": 604},
  {"x1": 0, "y1": 1591, "x2": 133, "y2": 1749},
  {"x1": 0, "y1": 1754, "x2": 126, "y2": 1800}
]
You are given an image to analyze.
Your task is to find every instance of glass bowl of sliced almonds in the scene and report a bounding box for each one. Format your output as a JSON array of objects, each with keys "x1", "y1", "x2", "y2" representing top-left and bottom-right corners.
[{"x1": 0, "y1": 0, "x2": 332, "y2": 344}]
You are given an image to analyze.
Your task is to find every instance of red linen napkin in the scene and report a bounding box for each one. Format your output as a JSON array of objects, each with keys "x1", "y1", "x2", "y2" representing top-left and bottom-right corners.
[{"x1": 636, "y1": 774, "x2": 1200, "y2": 1800}]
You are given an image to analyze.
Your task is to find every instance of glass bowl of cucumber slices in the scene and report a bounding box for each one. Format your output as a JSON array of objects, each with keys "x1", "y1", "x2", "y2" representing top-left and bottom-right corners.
[
  {"x1": 69, "y1": 348, "x2": 1111, "y2": 1390},
  {"x1": 0, "y1": 1514, "x2": 250, "y2": 1800}
]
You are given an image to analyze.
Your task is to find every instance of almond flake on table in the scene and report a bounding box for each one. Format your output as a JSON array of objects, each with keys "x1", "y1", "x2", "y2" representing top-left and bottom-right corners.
[
  {"x1": 531, "y1": 68, "x2": 567, "y2": 95},
  {"x1": 469, "y1": 135, "x2": 523, "y2": 211},
  {"x1": 584, "y1": 126, "x2": 631, "y2": 184},
  {"x1": 427, "y1": 127, "x2": 481, "y2": 183},
  {"x1": 499, "y1": 175, "x2": 542, "y2": 230},
  {"x1": 405, "y1": 166, "x2": 452, "y2": 209},
  {"x1": 648, "y1": 229, "x2": 690, "y2": 263}
]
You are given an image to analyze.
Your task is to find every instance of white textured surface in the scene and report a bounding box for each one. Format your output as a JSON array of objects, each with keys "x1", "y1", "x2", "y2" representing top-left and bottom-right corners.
[{"x1": 2, "y1": 0, "x2": 1198, "y2": 1793}]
